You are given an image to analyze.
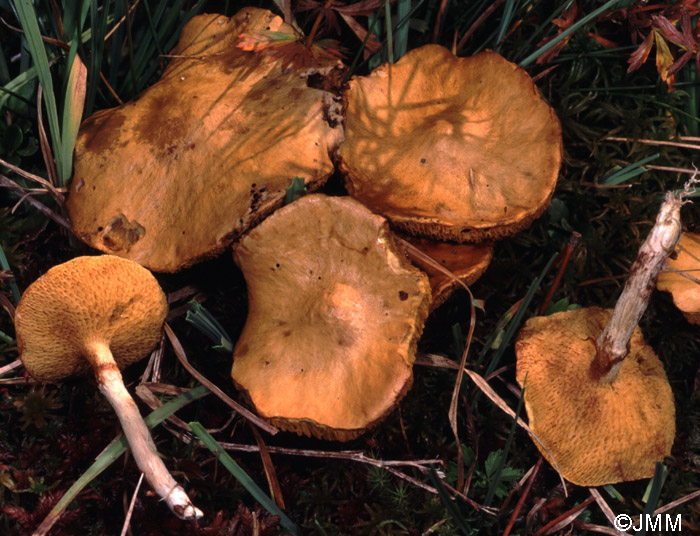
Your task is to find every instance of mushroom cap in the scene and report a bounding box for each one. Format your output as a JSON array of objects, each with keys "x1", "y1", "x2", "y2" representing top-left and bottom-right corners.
[
  {"x1": 398, "y1": 235, "x2": 492, "y2": 310},
  {"x1": 67, "y1": 8, "x2": 344, "y2": 272},
  {"x1": 232, "y1": 194, "x2": 431, "y2": 441},
  {"x1": 515, "y1": 307, "x2": 675, "y2": 486},
  {"x1": 15, "y1": 255, "x2": 168, "y2": 382},
  {"x1": 657, "y1": 232, "x2": 700, "y2": 324},
  {"x1": 337, "y1": 45, "x2": 562, "y2": 242}
]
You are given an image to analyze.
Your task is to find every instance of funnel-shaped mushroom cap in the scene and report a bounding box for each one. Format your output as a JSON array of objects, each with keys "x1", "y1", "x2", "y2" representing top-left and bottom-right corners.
[
  {"x1": 67, "y1": 8, "x2": 344, "y2": 272},
  {"x1": 657, "y1": 232, "x2": 700, "y2": 324},
  {"x1": 398, "y1": 236, "x2": 492, "y2": 310},
  {"x1": 15, "y1": 255, "x2": 167, "y2": 381},
  {"x1": 338, "y1": 45, "x2": 562, "y2": 242},
  {"x1": 515, "y1": 307, "x2": 675, "y2": 486},
  {"x1": 232, "y1": 195, "x2": 431, "y2": 441}
]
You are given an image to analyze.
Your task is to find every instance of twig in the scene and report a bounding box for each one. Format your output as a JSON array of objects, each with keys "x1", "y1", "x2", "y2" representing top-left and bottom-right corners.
[
  {"x1": 36, "y1": 85, "x2": 59, "y2": 189},
  {"x1": 589, "y1": 487, "x2": 627, "y2": 536},
  {"x1": 120, "y1": 473, "x2": 144, "y2": 536},
  {"x1": 533, "y1": 496, "x2": 595, "y2": 536},
  {"x1": 539, "y1": 232, "x2": 581, "y2": 315},
  {"x1": 0, "y1": 161, "x2": 65, "y2": 205},
  {"x1": 456, "y1": 0, "x2": 506, "y2": 53},
  {"x1": 417, "y1": 352, "x2": 568, "y2": 495},
  {"x1": 0, "y1": 175, "x2": 71, "y2": 229},
  {"x1": 0, "y1": 359, "x2": 21, "y2": 377},
  {"x1": 163, "y1": 323, "x2": 278, "y2": 436},
  {"x1": 646, "y1": 164, "x2": 700, "y2": 175},
  {"x1": 605, "y1": 136, "x2": 700, "y2": 151},
  {"x1": 653, "y1": 488, "x2": 700, "y2": 515},
  {"x1": 502, "y1": 457, "x2": 543, "y2": 536},
  {"x1": 104, "y1": 0, "x2": 142, "y2": 41}
]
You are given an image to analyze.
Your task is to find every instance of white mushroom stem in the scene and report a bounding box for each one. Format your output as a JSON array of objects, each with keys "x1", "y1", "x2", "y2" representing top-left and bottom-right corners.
[
  {"x1": 591, "y1": 190, "x2": 685, "y2": 384},
  {"x1": 84, "y1": 340, "x2": 203, "y2": 520}
]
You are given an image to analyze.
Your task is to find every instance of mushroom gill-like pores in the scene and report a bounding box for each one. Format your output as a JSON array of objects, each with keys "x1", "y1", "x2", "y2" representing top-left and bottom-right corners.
[
  {"x1": 14, "y1": 256, "x2": 202, "y2": 520},
  {"x1": 67, "y1": 8, "x2": 344, "y2": 272},
  {"x1": 515, "y1": 192, "x2": 684, "y2": 486},
  {"x1": 231, "y1": 195, "x2": 431, "y2": 441},
  {"x1": 337, "y1": 45, "x2": 562, "y2": 242},
  {"x1": 515, "y1": 307, "x2": 674, "y2": 486},
  {"x1": 657, "y1": 232, "x2": 700, "y2": 324}
]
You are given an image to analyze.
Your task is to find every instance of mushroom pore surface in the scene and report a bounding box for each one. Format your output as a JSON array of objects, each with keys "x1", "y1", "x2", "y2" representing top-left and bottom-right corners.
[
  {"x1": 16, "y1": 255, "x2": 167, "y2": 381},
  {"x1": 515, "y1": 307, "x2": 675, "y2": 486}
]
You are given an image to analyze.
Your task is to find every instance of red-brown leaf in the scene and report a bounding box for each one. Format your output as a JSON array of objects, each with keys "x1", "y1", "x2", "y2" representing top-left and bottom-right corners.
[{"x1": 627, "y1": 29, "x2": 654, "y2": 73}]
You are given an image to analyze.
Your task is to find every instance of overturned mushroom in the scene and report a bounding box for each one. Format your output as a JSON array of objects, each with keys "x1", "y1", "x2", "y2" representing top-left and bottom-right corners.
[
  {"x1": 68, "y1": 7, "x2": 344, "y2": 272},
  {"x1": 657, "y1": 231, "x2": 700, "y2": 324},
  {"x1": 515, "y1": 192, "x2": 683, "y2": 485},
  {"x1": 231, "y1": 195, "x2": 431, "y2": 440},
  {"x1": 338, "y1": 45, "x2": 562, "y2": 242},
  {"x1": 14, "y1": 255, "x2": 202, "y2": 519}
]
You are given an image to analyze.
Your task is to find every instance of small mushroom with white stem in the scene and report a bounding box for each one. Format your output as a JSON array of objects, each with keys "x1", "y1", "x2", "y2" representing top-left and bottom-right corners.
[
  {"x1": 515, "y1": 186, "x2": 691, "y2": 486},
  {"x1": 14, "y1": 255, "x2": 202, "y2": 520}
]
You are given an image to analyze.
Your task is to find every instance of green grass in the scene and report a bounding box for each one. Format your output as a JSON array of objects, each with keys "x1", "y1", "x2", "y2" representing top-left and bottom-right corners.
[{"x1": 1, "y1": 0, "x2": 700, "y2": 534}]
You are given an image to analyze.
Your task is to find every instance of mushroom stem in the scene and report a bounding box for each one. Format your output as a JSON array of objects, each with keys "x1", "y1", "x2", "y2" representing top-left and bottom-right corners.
[
  {"x1": 84, "y1": 340, "x2": 203, "y2": 520},
  {"x1": 590, "y1": 190, "x2": 684, "y2": 383}
]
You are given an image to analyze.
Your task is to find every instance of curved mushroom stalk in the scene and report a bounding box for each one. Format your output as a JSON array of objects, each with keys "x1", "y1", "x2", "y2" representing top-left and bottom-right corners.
[
  {"x1": 14, "y1": 255, "x2": 202, "y2": 520},
  {"x1": 86, "y1": 341, "x2": 202, "y2": 520}
]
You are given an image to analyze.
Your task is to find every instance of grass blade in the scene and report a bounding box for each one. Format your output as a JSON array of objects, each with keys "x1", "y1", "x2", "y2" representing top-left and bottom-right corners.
[
  {"x1": 481, "y1": 252, "x2": 558, "y2": 378},
  {"x1": 185, "y1": 301, "x2": 233, "y2": 352},
  {"x1": 284, "y1": 176, "x2": 307, "y2": 205},
  {"x1": 601, "y1": 153, "x2": 660, "y2": 185},
  {"x1": 637, "y1": 462, "x2": 667, "y2": 536},
  {"x1": 518, "y1": 0, "x2": 623, "y2": 68},
  {"x1": 384, "y1": 0, "x2": 393, "y2": 63},
  {"x1": 394, "y1": 0, "x2": 410, "y2": 60},
  {"x1": 189, "y1": 422, "x2": 300, "y2": 535},
  {"x1": 494, "y1": 0, "x2": 517, "y2": 50},
  {"x1": 0, "y1": 241, "x2": 21, "y2": 304},
  {"x1": 482, "y1": 378, "x2": 525, "y2": 514},
  {"x1": 12, "y1": 0, "x2": 64, "y2": 184},
  {"x1": 426, "y1": 467, "x2": 471, "y2": 535},
  {"x1": 59, "y1": 53, "x2": 87, "y2": 182},
  {"x1": 33, "y1": 385, "x2": 210, "y2": 536}
]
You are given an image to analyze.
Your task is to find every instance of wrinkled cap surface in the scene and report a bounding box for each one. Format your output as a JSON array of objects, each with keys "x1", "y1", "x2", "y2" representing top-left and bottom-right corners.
[
  {"x1": 68, "y1": 7, "x2": 344, "y2": 272},
  {"x1": 515, "y1": 307, "x2": 675, "y2": 486},
  {"x1": 338, "y1": 45, "x2": 562, "y2": 242},
  {"x1": 657, "y1": 232, "x2": 700, "y2": 324},
  {"x1": 398, "y1": 235, "x2": 492, "y2": 310},
  {"x1": 232, "y1": 194, "x2": 431, "y2": 440},
  {"x1": 15, "y1": 255, "x2": 168, "y2": 382}
]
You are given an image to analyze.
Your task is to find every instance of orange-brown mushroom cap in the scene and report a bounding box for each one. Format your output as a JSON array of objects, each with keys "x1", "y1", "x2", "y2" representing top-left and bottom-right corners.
[
  {"x1": 515, "y1": 307, "x2": 675, "y2": 486},
  {"x1": 398, "y1": 235, "x2": 492, "y2": 310},
  {"x1": 657, "y1": 232, "x2": 700, "y2": 324},
  {"x1": 337, "y1": 45, "x2": 562, "y2": 242},
  {"x1": 15, "y1": 255, "x2": 167, "y2": 381},
  {"x1": 232, "y1": 194, "x2": 431, "y2": 441},
  {"x1": 67, "y1": 8, "x2": 344, "y2": 272}
]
